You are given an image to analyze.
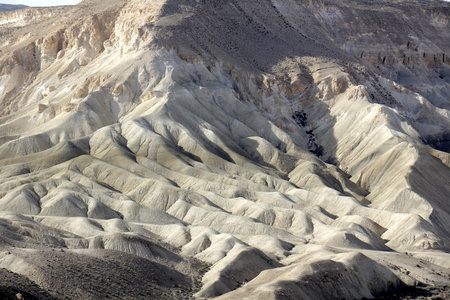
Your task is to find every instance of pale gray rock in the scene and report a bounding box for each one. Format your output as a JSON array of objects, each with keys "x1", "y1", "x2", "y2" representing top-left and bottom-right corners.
[{"x1": 0, "y1": 0, "x2": 449, "y2": 299}]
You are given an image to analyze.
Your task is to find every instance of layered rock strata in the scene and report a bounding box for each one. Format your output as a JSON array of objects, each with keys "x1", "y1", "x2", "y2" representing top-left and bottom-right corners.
[{"x1": 0, "y1": 0, "x2": 449, "y2": 299}]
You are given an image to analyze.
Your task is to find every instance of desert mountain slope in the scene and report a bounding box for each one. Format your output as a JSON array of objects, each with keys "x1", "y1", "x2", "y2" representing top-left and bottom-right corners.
[
  {"x1": 0, "y1": 0, "x2": 450, "y2": 299},
  {"x1": 0, "y1": 4, "x2": 27, "y2": 13}
]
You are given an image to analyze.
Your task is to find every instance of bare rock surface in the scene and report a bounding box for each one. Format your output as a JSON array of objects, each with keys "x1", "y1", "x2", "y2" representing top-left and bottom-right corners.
[{"x1": 0, "y1": 0, "x2": 450, "y2": 299}]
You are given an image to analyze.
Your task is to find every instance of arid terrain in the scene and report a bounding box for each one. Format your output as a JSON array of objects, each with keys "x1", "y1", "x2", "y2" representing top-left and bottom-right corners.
[
  {"x1": 0, "y1": 0, "x2": 449, "y2": 299},
  {"x1": 0, "y1": 4, "x2": 28, "y2": 13}
]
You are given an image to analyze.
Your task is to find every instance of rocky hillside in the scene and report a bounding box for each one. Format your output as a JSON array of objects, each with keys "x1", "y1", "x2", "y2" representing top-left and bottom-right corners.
[
  {"x1": 0, "y1": 6, "x2": 66, "y2": 30},
  {"x1": 0, "y1": 0, "x2": 449, "y2": 299}
]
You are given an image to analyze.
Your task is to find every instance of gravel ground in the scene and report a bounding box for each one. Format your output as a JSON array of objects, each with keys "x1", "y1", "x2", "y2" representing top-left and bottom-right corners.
[{"x1": 1, "y1": 247, "x2": 206, "y2": 300}]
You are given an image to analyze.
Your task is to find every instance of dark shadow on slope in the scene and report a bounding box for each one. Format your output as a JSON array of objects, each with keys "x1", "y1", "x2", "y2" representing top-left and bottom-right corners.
[
  {"x1": 153, "y1": 0, "x2": 355, "y2": 73},
  {"x1": 408, "y1": 152, "x2": 450, "y2": 249},
  {"x1": 152, "y1": 0, "x2": 356, "y2": 193},
  {"x1": 423, "y1": 133, "x2": 450, "y2": 154},
  {"x1": 0, "y1": 268, "x2": 56, "y2": 300},
  {"x1": 372, "y1": 284, "x2": 450, "y2": 300}
]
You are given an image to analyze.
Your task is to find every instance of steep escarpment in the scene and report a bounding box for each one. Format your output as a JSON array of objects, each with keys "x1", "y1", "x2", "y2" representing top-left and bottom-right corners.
[
  {"x1": 0, "y1": 0, "x2": 449, "y2": 299},
  {"x1": 0, "y1": 6, "x2": 65, "y2": 32}
]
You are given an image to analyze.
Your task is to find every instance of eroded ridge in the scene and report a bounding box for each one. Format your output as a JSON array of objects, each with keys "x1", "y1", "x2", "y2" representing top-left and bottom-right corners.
[{"x1": 0, "y1": 0, "x2": 449, "y2": 299}]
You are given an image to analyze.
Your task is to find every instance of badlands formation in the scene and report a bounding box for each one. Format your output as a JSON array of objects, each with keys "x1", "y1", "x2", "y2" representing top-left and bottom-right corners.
[{"x1": 0, "y1": 0, "x2": 450, "y2": 299}]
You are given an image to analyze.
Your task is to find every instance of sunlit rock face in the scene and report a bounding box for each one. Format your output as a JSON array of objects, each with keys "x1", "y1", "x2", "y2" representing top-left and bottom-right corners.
[{"x1": 0, "y1": 0, "x2": 450, "y2": 299}]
